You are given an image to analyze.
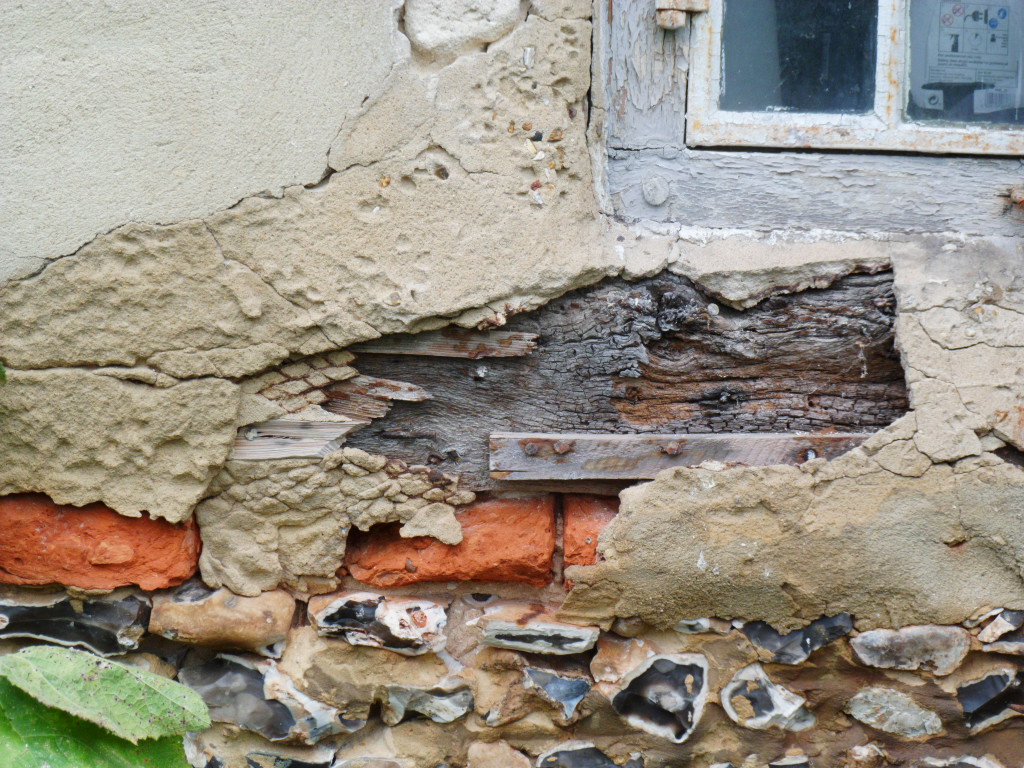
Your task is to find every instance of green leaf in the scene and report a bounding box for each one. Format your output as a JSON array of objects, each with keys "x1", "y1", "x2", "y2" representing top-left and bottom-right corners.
[
  {"x1": 0, "y1": 678, "x2": 190, "y2": 768},
  {"x1": 0, "y1": 646, "x2": 209, "y2": 743}
]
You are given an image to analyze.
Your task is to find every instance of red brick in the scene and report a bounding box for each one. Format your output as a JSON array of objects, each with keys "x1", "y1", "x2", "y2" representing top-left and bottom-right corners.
[
  {"x1": 346, "y1": 496, "x2": 556, "y2": 587},
  {"x1": 0, "y1": 493, "x2": 200, "y2": 590},
  {"x1": 563, "y1": 494, "x2": 619, "y2": 568}
]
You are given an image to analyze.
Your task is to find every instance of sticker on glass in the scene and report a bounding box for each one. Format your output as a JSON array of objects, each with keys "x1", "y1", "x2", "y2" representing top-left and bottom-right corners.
[{"x1": 909, "y1": 1, "x2": 1024, "y2": 123}]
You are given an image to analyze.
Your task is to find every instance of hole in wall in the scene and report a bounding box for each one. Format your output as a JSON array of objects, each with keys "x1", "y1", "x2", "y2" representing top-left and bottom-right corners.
[{"x1": 327, "y1": 268, "x2": 909, "y2": 491}]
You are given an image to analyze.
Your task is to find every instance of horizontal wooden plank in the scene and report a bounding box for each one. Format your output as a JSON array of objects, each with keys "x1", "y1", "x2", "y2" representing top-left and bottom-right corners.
[
  {"x1": 489, "y1": 432, "x2": 867, "y2": 480},
  {"x1": 232, "y1": 419, "x2": 366, "y2": 460},
  {"x1": 351, "y1": 329, "x2": 538, "y2": 359}
]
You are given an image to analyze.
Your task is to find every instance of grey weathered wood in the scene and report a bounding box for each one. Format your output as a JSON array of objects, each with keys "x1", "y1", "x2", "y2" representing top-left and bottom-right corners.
[
  {"x1": 602, "y1": 0, "x2": 689, "y2": 150},
  {"x1": 608, "y1": 147, "x2": 1024, "y2": 236},
  {"x1": 344, "y1": 271, "x2": 906, "y2": 490},
  {"x1": 489, "y1": 432, "x2": 866, "y2": 480},
  {"x1": 324, "y1": 375, "x2": 431, "y2": 421},
  {"x1": 232, "y1": 419, "x2": 365, "y2": 460},
  {"x1": 350, "y1": 329, "x2": 538, "y2": 359}
]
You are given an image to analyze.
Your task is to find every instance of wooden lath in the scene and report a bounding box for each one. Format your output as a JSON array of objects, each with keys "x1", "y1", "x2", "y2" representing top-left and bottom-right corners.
[
  {"x1": 323, "y1": 375, "x2": 431, "y2": 421},
  {"x1": 232, "y1": 419, "x2": 367, "y2": 460},
  {"x1": 350, "y1": 329, "x2": 538, "y2": 359},
  {"x1": 489, "y1": 432, "x2": 867, "y2": 481}
]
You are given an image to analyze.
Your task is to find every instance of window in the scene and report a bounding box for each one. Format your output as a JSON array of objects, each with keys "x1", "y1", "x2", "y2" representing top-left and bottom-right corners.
[{"x1": 687, "y1": 0, "x2": 1024, "y2": 154}]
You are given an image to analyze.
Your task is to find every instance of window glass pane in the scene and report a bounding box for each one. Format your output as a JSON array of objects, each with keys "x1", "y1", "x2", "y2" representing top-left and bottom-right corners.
[
  {"x1": 720, "y1": 0, "x2": 878, "y2": 113},
  {"x1": 908, "y1": 1, "x2": 1024, "y2": 125}
]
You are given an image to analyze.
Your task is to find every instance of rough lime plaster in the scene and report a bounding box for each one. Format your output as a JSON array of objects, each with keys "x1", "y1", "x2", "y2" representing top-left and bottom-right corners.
[
  {"x1": 196, "y1": 449, "x2": 475, "y2": 596},
  {"x1": 0, "y1": 2, "x2": 604, "y2": 519},
  {"x1": 0, "y1": 369, "x2": 238, "y2": 522}
]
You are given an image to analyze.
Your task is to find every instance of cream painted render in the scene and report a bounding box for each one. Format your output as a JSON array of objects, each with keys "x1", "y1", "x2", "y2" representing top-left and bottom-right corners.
[{"x1": 0, "y1": 0, "x2": 404, "y2": 281}]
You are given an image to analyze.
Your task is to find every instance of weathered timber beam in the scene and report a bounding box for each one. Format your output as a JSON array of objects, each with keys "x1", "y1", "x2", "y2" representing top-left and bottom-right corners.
[
  {"x1": 232, "y1": 419, "x2": 366, "y2": 460},
  {"x1": 489, "y1": 432, "x2": 867, "y2": 480},
  {"x1": 350, "y1": 329, "x2": 538, "y2": 359}
]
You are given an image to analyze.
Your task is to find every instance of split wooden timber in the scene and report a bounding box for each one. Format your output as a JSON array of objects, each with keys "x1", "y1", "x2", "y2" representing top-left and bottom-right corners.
[
  {"x1": 489, "y1": 432, "x2": 867, "y2": 480},
  {"x1": 350, "y1": 329, "x2": 538, "y2": 359},
  {"x1": 232, "y1": 419, "x2": 366, "y2": 460}
]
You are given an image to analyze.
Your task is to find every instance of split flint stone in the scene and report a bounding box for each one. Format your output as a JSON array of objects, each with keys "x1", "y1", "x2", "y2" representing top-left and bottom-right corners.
[
  {"x1": 741, "y1": 613, "x2": 853, "y2": 664},
  {"x1": 307, "y1": 591, "x2": 447, "y2": 656},
  {"x1": 963, "y1": 608, "x2": 1003, "y2": 629},
  {"x1": 956, "y1": 668, "x2": 1024, "y2": 732},
  {"x1": 978, "y1": 610, "x2": 1024, "y2": 654},
  {"x1": 536, "y1": 742, "x2": 643, "y2": 768},
  {"x1": 721, "y1": 663, "x2": 815, "y2": 732},
  {"x1": 183, "y1": 744, "x2": 226, "y2": 768},
  {"x1": 524, "y1": 667, "x2": 591, "y2": 720},
  {"x1": 917, "y1": 758, "x2": 1006, "y2": 768},
  {"x1": 768, "y1": 756, "x2": 812, "y2": 768},
  {"x1": 981, "y1": 625, "x2": 1024, "y2": 655},
  {"x1": 609, "y1": 653, "x2": 710, "y2": 744},
  {"x1": 673, "y1": 618, "x2": 711, "y2": 634},
  {"x1": 0, "y1": 588, "x2": 149, "y2": 656},
  {"x1": 672, "y1": 617, "x2": 731, "y2": 635},
  {"x1": 846, "y1": 687, "x2": 943, "y2": 739},
  {"x1": 179, "y1": 654, "x2": 364, "y2": 744},
  {"x1": 977, "y1": 609, "x2": 1024, "y2": 643},
  {"x1": 472, "y1": 601, "x2": 599, "y2": 655},
  {"x1": 851, "y1": 625, "x2": 971, "y2": 676},
  {"x1": 379, "y1": 684, "x2": 473, "y2": 726},
  {"x1": 246, "y1": 752, "x2": 335, "y2": 768}
]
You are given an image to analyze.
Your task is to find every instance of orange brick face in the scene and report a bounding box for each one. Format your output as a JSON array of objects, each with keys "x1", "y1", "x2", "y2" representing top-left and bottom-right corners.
[
  {"x1": 563, "y1": 494, "x2": 619, "y2": 568},
  {"x1": 0, "y1": 493, "x2": 200, "y2": 590},
  {"x1": 345, "y1": 496, "x2": 556, "y2": 587}
]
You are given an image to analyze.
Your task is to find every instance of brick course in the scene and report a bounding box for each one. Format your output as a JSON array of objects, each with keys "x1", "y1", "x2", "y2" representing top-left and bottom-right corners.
[
  {"x1": 0, "y1": 493, "x2": 200, "y2": 590},
  {"x1": 345, "y1": 496, "x2": 556, "y2": 587},
  {"x1": 563, "y1": 494, "x2": 619, "y2": 569}
]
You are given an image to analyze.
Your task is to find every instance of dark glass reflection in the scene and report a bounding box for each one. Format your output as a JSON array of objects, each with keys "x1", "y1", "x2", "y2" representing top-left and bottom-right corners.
[
  {"x1": 720, "y1": 0, "x2": 878, "y2": 113},
  {"x1": 907, "y1": 0, "x2": 1024, "y2": 125}
]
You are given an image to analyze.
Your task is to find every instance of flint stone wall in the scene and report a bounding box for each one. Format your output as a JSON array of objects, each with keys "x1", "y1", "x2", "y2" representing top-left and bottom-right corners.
[{"x1": 2, "y1": 0, "x2": 1024, "y2": 766}]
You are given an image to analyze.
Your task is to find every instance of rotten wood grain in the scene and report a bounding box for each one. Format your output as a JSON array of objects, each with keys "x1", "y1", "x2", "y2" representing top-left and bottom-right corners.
[
  {"x1": 341, "y1": 270, "x2": 908, "y2": 490},
  {"x1": 324, "y1": 375, "x2": 431, "y2": 421},
  {"x1": 489, "y1": 432, "x2": 866, "y2": 480}
]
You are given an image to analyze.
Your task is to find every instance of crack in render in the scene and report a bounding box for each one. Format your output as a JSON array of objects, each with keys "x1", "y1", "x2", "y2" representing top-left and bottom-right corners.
[{"x1": 8, "y1": 218, "x2": 147, "y2": 285}]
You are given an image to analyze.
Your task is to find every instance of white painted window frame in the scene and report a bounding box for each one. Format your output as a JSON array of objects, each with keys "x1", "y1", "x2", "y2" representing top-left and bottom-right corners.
[{"x1": 687, "y1": 0, "x2": 1024, "y2": 154}]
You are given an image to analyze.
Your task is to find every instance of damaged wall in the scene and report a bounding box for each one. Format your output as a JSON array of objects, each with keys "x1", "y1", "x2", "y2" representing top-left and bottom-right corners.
[{"x1": 2, "y1": 0, "x2": 1024, "y2": 767}]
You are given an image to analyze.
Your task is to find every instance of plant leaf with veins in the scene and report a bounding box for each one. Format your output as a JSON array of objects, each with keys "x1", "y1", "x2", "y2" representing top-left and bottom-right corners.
[
  {"x1": 0, "y1": 678, "x2": 190, "y2": 768},
  {"x1": 0, "y1": 646, "x2": 209, "y2": 743}
]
